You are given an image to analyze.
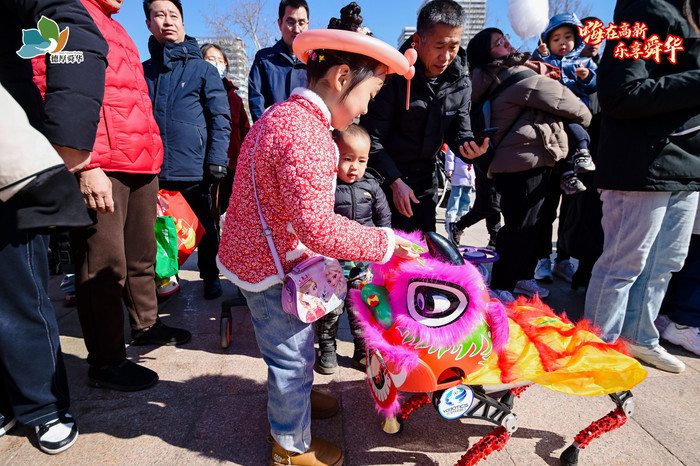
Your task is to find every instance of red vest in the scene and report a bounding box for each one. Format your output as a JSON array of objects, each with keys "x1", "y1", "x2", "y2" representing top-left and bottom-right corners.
[{"x1": 33, "y1": 0, "x2": 163, "y2": 174}]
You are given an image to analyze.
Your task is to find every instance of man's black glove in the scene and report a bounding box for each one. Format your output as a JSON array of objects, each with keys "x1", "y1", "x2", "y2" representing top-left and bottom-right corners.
[{"x1": 205, "y1": 164, "x2": 227, "y2": 182}]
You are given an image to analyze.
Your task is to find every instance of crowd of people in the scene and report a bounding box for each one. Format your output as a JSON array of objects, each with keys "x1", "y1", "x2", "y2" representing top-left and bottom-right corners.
[{"x1": 1, "y1": 0, "x2": 698, "y2": 464}]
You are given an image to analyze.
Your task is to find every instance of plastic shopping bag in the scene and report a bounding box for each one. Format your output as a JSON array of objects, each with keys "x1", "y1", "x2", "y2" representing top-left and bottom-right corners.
[
  {"x1": 157, "y1": 189, "x2": 205, "y2": 266},
  {"x1": 154, "y1": 215, "x2": 179, "y2": 280}
]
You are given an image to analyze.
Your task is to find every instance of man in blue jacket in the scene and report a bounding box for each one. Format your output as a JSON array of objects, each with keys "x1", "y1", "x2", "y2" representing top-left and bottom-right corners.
[
  {"x1": 247, "y1": 0, "x2": 309, "y2": 122},
  {"x1": 142, "y1": 0, "x2": 231, "y2": 299}
]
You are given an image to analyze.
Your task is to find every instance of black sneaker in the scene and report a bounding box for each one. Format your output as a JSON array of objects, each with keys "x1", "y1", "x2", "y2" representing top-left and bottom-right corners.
[
  {"x1": 0, "y1": 416, "x2": 16, "y2": 437},
  {"x1": 448, "y1": 222, "x2": 464, "y2": 246},
  {"x1": 34, "y1": 413, "x2": 78, "y2": 454},
  {"x1": 203, "y1": 277, "x2": 223, "y2": 300},
  {"x1": 316, "y1": 339, "x2": 338, "y2": 375},
  {"x1": 88, "y1": 359, "x2": 159, "y2": 392},
  {"x1": 131, "y1": 318, "x2": 191, "y2": 346},
  {"x1": 560, "y1": 171, "x2": 587, "y2": 195},
  {"x1": 486, "y1": 237, "x2": 497, "y2": 251},
  {"x1": 573, "y1": 149, "x2": 596, "y2": 173}
]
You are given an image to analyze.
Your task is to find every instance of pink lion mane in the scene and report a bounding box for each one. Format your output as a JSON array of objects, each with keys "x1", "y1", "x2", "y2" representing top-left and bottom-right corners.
[
  {"x1": 365, "y1": 377, "x2": 403, "y2": 419},
  {"x1": 385, "y1": 257, "x2": 494, "y2": 350},
  {"x1": 350, "y1": 289, "x2": 420, "y2": 373},
  {"x1": 351, "y1": 230, "x2": 509, "y2": 373}
]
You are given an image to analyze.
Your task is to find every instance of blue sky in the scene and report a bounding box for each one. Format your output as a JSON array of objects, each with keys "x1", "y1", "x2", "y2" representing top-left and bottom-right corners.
[{"x1": 115, "y1": 0, "x2": 614, "y2": 61}]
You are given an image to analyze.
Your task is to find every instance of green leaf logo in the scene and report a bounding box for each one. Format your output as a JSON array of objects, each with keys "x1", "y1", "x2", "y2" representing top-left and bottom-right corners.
[
  {"x1": 16, "y1": 16, "x2": 70, "y2": 59},
  {"x1": 38, "y1": 16, "x2": 59, "y2": 42}
]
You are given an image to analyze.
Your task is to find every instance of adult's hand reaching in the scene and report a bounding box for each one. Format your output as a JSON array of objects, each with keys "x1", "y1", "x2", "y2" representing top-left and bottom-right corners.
[
  {"x1": 459, "y1": 138, "x2": 490, "y2": 160},
  {"x1": 390, "y1": 177, "x2": 419, "y2": 218}
]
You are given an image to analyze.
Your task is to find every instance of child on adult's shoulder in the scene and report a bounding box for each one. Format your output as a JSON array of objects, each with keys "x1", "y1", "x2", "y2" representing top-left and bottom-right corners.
[
  {"x1": 443, "y1": 145, "x2": 473, "y2": 245},
  {"x1": 532, "y1": 12, "x2": 597, "y2": 194},
  {"x1": 533, "y1": 12, "x2": 597, "y2": 105},
  {"x1": 315, "y1": 123, "x2": 391, "y2": 375}
]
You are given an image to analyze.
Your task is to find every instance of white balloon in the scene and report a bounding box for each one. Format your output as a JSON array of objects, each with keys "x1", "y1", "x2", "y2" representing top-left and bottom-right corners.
[{"x1": 508, "y1": 0, "x2": 549, "y2": 40}]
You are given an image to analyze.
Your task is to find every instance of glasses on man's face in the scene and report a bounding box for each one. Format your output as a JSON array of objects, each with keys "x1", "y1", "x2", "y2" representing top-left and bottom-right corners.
[{"x1": 491, "y1": 34, "x2": 510, "y2": 49}]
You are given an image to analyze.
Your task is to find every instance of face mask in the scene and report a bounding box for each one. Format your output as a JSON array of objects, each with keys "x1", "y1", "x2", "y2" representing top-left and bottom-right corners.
[{"x1": 208, "y1": 61, "x2": 226, "y2": 79}]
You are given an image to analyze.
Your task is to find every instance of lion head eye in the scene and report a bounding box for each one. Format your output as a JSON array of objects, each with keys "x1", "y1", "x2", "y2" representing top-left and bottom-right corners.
[{"x1": 407, "y1": 279, "x2": 469, "y2": 328}]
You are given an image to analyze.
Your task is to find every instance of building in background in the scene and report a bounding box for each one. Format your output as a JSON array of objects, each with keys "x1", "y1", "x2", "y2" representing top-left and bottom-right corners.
[
  {"x1": 197, "y1": 36, "x2": 251, "y2": 119},
  {"x1": 397, "y1": 26, "x2": 416, "y2": 47},
  {"x1": 399, "y1": 0, "x2": 486, "y2": 47}
]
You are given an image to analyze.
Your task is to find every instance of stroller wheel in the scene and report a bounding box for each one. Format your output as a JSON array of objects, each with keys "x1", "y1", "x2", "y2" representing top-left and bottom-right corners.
[{"x1": 220, "y1": 315, "x2": 232, "y2": 348}]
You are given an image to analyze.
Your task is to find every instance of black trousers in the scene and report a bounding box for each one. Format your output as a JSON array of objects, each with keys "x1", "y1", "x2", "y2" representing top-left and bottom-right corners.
[
  {"x1": 661, "y1": 233, "x2": 700, "y2": 326},
  {"x1": 455, "y1": 164, "x2": 501, "y2": 238},
  {"x1": 160, "y1": 180, "x2": 220, "y2": 281},
  {"x1": 490, "y1": 167, "x2": 552, "y2": 291},
  {"x1": 387, "y1": 171, "x2": 439, "y2": 234},
  {"x1": 535, "y1": 160, "x2": 571, "y2": 262}
]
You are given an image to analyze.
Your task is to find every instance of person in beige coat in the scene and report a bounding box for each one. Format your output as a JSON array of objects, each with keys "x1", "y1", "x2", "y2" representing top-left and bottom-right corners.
[{"x1": 466, "y1": 27, "x2": 591, "y2": 300}]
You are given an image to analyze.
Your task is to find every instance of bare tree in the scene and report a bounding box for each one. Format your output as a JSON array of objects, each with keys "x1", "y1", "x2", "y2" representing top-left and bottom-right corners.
[
  {"x1": 548, "y1": 0, "x2": 593, "y2": 18},
  {"x1": 202, "y1": 0, "x2": 276, "y2": 55}
]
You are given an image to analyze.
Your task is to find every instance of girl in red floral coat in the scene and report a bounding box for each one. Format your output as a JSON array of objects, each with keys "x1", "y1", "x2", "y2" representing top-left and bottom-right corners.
[{"x1": 216, "y1": 4, "x2": 418, "y2": 465}]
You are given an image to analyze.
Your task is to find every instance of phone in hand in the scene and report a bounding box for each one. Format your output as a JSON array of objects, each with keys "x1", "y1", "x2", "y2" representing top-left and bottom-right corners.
[{"x1": 474, "y1": 127, "x2": 499, "y2": 146}]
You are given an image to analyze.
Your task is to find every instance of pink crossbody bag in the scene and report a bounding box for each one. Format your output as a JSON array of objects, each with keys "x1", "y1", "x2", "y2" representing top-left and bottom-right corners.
[{"x1": 250, "y1": 134, "x2": 347, "y2": 323}]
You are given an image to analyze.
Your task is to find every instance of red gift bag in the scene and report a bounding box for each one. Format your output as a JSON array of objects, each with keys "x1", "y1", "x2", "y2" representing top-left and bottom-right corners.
[{"x1": 157, "y1": 189, "x2": 206, "y2": 266}]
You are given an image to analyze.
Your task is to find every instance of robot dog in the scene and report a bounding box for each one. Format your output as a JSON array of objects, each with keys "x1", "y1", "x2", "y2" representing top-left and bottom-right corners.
[{"x1": 352, "y1": 232, "x2": 647, "y2": 465}]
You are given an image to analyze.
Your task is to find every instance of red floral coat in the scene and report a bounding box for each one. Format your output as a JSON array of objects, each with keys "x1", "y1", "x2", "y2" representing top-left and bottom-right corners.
[{"x1": 217, "y1": 88, "x2": 395, "y2": 291}]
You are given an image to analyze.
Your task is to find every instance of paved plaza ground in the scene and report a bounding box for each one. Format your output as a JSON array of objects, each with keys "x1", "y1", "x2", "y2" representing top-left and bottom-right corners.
[{"x1": 2, "y1": 214, "x2": 698, "y2": 465}]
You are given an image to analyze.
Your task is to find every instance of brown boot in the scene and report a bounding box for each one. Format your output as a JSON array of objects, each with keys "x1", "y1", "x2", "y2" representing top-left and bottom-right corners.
[
  {"x1": 270, "y1": 437, "x2": 343, "y2": 465},
  {"x1": 310, "y1": 389, "x2": 338, "y2": 419}
]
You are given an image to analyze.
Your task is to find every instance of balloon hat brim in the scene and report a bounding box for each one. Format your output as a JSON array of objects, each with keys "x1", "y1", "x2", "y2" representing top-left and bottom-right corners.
[{"x1": 292, "y1": 29, "x2": 417, "y2": 81}]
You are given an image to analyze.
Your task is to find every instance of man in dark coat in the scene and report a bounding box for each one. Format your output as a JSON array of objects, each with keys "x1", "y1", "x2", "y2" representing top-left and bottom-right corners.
[
  {"x1": 360, "y1": 0, "x2": 487, "y2": 234},
  {"x1": 142, "y1": 0, "x2": 231, "y2": 299},
  {"x1": 584, "y1": 0, "x2": 700, "y2": 373},
  {"x1": 247, "y1": 0, "x2": 309, "y2": 122},
  {"x1": 0, "y1": 0, "x2": 107, "y2": 453}
]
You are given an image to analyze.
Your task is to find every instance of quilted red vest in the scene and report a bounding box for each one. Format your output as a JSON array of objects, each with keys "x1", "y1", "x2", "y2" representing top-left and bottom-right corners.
[{"x1": 33, "y1": 0, "x2": 163, "y2": 174}]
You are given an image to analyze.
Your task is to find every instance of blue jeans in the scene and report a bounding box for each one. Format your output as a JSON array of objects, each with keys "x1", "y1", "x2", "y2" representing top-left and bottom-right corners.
[
  {"x1": 584, "y1": 190, "x2": 699, "y2": 346},
  {"x1": 0, "y1": 201, "x2": 70, "y2": 426},
  {"x1": 240, "y1": 284, "x2": 314, "y2": 453},
  {"x1": 445, "y1": 185, "x2": 472, "y2": 223}
]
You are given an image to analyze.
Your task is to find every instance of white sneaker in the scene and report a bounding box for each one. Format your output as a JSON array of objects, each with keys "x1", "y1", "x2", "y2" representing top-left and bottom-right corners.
[
  {"x1": 157, "y1": 275, "x2": 180, "y2": 297},
  {"x1": 513, "y1": 279, "x2": 550, "y2": 299},
  {"x1": 553, "y1": 259, "x2": 577, "y2": 283},
  {"x1": 0, "y1": 417, "x2": 16, "y2": 437},
  {"x1": 627, "y1": 343, "x2": 685, "y2": 373},
  {"x1": 662, "y1": 323, "x2": 700, "y2": 356},
  {"x1": 534, "y1": 258, "x2": 553, "y2": 282},
  {"x1": 654, "y1": 314, "x2": 672, "y2": 334},
  {"x1": 35, "y1": 413, "x2": 79, "y2": 454},
  {"x1": 489, "y1": 289, "x2": 515, "y2": 303}
]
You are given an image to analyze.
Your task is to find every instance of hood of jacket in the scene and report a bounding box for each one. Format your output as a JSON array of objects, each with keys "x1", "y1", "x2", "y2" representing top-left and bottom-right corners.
[
  {"x1": 542, "y1": 12, "x2": 585, "y2": 58},
  {"x1": 148, "y1": 35, "x2": 203, "y2": 68}
]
